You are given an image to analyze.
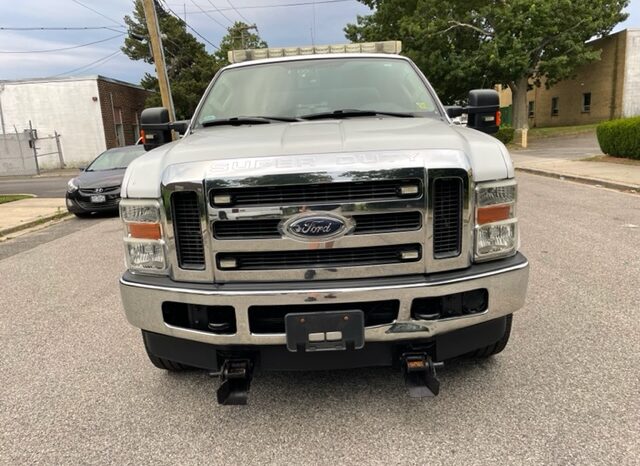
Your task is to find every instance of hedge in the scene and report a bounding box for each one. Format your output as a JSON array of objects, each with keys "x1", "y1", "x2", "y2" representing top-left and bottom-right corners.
[
  {"x1": 494, "y1": 126, "x2": 515, "y2": 144},
  {"x1": 596, "y1": 116, "x2": 640, "y2": 160}
]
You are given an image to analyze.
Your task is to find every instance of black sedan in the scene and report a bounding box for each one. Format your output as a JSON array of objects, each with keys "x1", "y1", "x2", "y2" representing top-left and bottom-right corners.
[{"x1": 66, "y1": 145, "x2": 146, "y2": 216}]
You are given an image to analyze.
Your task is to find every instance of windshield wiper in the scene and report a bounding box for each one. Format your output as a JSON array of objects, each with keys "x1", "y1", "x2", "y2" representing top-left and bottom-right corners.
[
  {"x1": 300, "y1": 109, "x2": 416, "y2": 120},
  {"x1": 201, "y1": 116, "x2": 300, "y2": 127}
]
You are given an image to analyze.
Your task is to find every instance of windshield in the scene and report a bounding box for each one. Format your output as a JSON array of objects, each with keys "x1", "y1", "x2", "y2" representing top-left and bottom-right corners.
[
  {"x1": 195, "y1": 57, "x2": 440, "y2": 125},
  {"x1": 86, "y1": 147, "x2": 146, "y2": 171}
]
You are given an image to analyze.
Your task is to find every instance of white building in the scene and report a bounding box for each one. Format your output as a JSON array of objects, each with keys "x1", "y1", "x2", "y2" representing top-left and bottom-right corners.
[{"x1": 0, "y1": 76, "x2": 150, "y2": 170}]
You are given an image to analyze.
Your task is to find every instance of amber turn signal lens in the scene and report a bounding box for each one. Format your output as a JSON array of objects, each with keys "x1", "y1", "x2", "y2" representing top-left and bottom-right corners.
[
  {"x1": 128, "y1": 222, "x2": 161, "y2": 240},
  {"x1": 477, "y1": 204, "x2": 511, "y2": 225}
]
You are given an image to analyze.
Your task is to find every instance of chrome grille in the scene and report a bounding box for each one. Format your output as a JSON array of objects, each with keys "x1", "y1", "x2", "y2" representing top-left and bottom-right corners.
[
  {"x1": 213, "y1": 211, "x2": 422, "y2": 240},
  {"x1": 433, "y1": 177, "x2": 462, "y2": 258},
  {"x1": 217, "y1": 244, "x2": 422, "y2": 270},
  {"x1": 171, "y1": 191, "x2": 205, "y2": 269},
  {"x1": 210, "y1": 179, "x2": 422, "y2": 207}
]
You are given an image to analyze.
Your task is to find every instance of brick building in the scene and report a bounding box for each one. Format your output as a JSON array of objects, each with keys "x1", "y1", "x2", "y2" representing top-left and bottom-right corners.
[
  {"x1": 0, "y1": 76, "x2": 151, "y2": 168},
  {"x1": 498, "y1": 28, "x2": 640, "y2": 127}
]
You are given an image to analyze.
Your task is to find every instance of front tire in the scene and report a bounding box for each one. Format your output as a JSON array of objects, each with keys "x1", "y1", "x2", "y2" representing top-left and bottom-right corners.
[
  {"x1": 143, "y1": 332, "x2": 191, "y2": 371},
  {"x1": 466, "y1": 314, "x2": 513, "y2": 358}
]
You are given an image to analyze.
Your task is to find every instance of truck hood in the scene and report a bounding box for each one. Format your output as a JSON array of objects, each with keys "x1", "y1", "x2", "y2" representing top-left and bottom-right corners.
[{"x1": 123, "y1": 118, "x2": 513, "y2": 198}]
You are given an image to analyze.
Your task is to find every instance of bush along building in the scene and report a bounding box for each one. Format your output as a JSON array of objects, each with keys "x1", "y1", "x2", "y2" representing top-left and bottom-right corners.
[
  {"x1": 498, "y1": 29, "x2": 640, "y2": 128},
  {"x1": 0, "y1": 76, "x2": 151, "y2": 169}
]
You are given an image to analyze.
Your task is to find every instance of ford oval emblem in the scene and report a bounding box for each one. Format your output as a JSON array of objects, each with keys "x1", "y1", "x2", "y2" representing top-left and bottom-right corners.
[{"x1": 281, "y1": 213, "x2": 354, "y2": 242}]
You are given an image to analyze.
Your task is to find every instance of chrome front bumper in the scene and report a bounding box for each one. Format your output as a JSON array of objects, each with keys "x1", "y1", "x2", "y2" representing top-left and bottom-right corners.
[{"x1": 120, "y1": 253, "x2": 529, "y2": 346}]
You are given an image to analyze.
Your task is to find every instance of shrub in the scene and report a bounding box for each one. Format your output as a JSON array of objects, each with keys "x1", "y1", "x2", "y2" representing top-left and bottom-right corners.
[
  {"x1": 596, "y1": 116, "x2": 640, "y2": 159},
  {"x1": 494, "y1": 126, "x2": 515, "y2": 144}
]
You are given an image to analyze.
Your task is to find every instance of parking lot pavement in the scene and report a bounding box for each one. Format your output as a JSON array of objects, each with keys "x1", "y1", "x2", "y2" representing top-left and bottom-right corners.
[{"x1": 1, "y1": 173, "x2": 639, "y2": 465}]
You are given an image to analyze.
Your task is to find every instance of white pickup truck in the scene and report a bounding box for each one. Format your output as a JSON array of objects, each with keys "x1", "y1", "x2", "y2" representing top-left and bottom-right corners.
[{"x1": 119, "y1": 42, "x2": 529, "y2": 404}]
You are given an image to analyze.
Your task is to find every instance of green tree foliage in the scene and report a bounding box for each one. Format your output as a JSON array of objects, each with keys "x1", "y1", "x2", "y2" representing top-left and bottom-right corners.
[
  {"x1": 122, "y1": 1, "x2": 268, "y2": 118},
  {"x1": 345, "y1": 0, "x2": 628, "y2": 129},
  {"x1": 215, "y1": 22, "x2": 268, "y2": 64},
  {"x1": 122, "y1": 0, "x2": 219, "y2": 119}
]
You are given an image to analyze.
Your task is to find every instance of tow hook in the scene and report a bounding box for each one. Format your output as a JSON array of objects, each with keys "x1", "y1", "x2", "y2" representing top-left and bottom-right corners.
[
  {"x1": 216, "y1": 359, "x2": 253, "y2": 405},
  {"x1": 401, "y1": 352, "x2": 443, "y2": 397}
]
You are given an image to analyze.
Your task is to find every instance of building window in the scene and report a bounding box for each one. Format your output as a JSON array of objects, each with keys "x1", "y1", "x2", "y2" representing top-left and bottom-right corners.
[
  {"x1": 528, "y1": 101, "x2": 535, "y2": 118},
  {"x1": 582, "y1": 92, "x2": 591, "y2": 113},
  {"x1": 551, "y1": 97, "x2": 559, "y2": 116}
]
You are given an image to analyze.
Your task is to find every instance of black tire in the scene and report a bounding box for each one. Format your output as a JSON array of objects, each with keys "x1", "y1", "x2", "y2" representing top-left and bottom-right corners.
[
  {"x1": 143, "y1": 333, "x2": 191, "y2": 371},
  {"x1": 467, "y1": 314, "x2": 513, "y2": 358}
]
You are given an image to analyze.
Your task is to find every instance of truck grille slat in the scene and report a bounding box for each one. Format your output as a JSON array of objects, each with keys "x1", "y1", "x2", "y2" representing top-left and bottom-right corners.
[
  {"x1": 433, "y1": 177, "x2": 462, "y2": 258},
  {"x1": 218, "y1": 244, "x2": 421, "y2": 270},
  {"x1": 171, "y1": 191, "x2": 206, "y2": 269},
  {"x1": 213, "y1": 212, "x2": 422, "y2": 239},
  {"x1": 211, "y1": 179, "x2": 421, "y2": 207}
]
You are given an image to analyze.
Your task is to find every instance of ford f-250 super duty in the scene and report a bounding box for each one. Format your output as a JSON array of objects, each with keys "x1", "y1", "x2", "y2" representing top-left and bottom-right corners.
[{"x1": 119, "y1": 42, "x2": 529, "y2": 404}]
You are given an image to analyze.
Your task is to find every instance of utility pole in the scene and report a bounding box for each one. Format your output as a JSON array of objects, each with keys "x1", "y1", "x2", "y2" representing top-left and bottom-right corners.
[
  {"x1": 235, "y1": 23, "x2": 258, "y2": 49},
  {"x1": 142, "y1": 0, "x2": 176, "y2": 122}
]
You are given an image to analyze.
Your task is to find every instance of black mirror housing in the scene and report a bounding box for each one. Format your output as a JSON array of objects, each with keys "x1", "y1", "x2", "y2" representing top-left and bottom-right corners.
[
  {"x1": 465, "y1": 90, "x2": 500, "y2": 134},
  {"x1": 140, "y1": 107, "x2": 172, "y2": 151},
  {"x1": 445, "y1": 106, "x2": 464, "y2": 118},
  {"x1": 172, "y1": 120, "x2": 190, "y2": 135}
]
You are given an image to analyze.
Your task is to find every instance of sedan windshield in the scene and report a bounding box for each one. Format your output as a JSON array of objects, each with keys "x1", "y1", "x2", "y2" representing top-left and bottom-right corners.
[
  {"x1": 195, "y1": 57, "x2": 440, "y2": 126},
  {"x1": 86, "y1": 147, "x2": 146, "y2": 171}
]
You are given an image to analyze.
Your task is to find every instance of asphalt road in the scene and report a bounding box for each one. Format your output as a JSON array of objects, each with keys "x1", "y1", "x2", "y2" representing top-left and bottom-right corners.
[
  {"x1": 1, "y1": 173, "x2": 639, "y2": 465},
  {"x1": 511, "y1": 132, "x2": 603, "y2": 160},
  {"x1": 0, "y1": 174, "x2": 72, "y2": 197}
]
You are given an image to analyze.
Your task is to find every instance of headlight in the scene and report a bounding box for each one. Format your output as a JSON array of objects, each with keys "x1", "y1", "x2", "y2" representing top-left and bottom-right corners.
[
  {"x1": 474, "y1": 179, "x2": 518, "y2": 262},
  {"x1": 120, "y1": 199, "x2": 167, "y2": 274},
  {"x1": 67, "y1": 179, "x2": 78, "y2": 193}
]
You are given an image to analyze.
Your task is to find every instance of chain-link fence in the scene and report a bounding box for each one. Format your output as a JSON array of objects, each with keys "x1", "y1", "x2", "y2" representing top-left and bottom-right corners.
[{"x1": 0, "y1": 121, "x2": 65, "y2": 176}]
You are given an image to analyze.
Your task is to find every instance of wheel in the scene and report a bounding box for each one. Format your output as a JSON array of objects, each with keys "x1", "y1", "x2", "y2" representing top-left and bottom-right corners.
[
  {"x1": 142, "y1": 332, "x2": 191, "y2": 371},
  {"x1": 466, "y1": 314, "x2": 513, "y2": 358}
]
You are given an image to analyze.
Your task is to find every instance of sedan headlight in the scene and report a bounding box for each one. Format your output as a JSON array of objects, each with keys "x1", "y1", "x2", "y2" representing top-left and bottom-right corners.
[
  {"x1": 120, "y1": 199, "x2": 167, "y2": 274},
  {"x1": 474, "y1": 179, "x2": 518, "y2": 262},
  {"x1": 67, "y1": 178, "x2": 79, "y2": 193}
]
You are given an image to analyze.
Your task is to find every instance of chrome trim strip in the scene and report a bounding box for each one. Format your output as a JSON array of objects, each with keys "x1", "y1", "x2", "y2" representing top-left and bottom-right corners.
[{"x1": 120, "y1": 259, "x2": 528, "y2": 296}]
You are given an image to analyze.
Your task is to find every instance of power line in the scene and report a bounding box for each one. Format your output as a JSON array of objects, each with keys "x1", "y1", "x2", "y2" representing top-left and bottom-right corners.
[
  {"x1": 70, "y1": 0, "x2": 124, "y2": 27},
  {"x1": 206, "y1": 0, "x2": 235, "y2": 24},
  {"x1": 49, "y1": 50, "x2": 123, "y2": 77},
  {"x1": 0, "y1": 33, "x2": 125, "y2": 54},
  {"x1": 189, "y1": 0, "x2": 229, "y2": 30},
  {"x1": 0, "y1": 26, "x2": 126, "y2": 31},
  {"x1": 169, "y1": 0, "x2": 355, "y2": 15},
  {"x1": 159, "y1": 0, "x2": 220, "y2": 49},
  {"x1": 226, "y1": 0, "x2": 251, "y2": 24}
]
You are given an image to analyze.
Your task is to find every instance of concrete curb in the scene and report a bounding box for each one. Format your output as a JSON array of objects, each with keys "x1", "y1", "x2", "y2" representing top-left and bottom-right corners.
[
  {"x1": 0, "y1": 211, "x2": 72, "y2": 237},
  {"x1": 515, "y1": 167, "x2": 639, "y2": 194}
]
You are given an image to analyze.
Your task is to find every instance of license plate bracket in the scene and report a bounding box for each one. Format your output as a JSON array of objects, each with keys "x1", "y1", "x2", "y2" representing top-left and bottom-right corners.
[
  {"x1": 90, "y1": 195, "x2": 106, "y2": 203},
  {"x1": 285, "y1": 310, "x2": 364, "y2": 352}
]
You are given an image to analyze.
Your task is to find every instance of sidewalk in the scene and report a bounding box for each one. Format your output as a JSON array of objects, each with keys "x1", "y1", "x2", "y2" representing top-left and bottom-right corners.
[
  {"x1": 510, "y1": 133, "x2": 640, "y2": 192},
  {"x1": 0, "y1": 198, "x2": 69, "y2": 237}
]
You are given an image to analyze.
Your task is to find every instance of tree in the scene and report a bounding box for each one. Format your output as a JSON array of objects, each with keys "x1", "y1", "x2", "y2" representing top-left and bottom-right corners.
[
  {"x1": 346, "y1": 0, "x2": 628, "y2": 130},
  {"x1": 122, "y1": 0, "x2": 220, "y2": 119},
  {"x1": 215, "y1": 22, "x2": 268, "y2": 64}
]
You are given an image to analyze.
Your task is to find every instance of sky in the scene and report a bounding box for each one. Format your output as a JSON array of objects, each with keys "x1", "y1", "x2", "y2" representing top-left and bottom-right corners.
[{"x1": 1, "y1": 0, "x2": 639, "y2": 85}]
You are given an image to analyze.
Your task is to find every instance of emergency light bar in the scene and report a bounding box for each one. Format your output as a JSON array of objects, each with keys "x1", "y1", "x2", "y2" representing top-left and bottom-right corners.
[{"x1": 227, "y1": 41, "x2": 402, "y2": 64}]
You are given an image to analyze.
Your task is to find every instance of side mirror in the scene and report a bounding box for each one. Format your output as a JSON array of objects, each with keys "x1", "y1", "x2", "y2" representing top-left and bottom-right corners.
[
  {"x1": 465, "y1": 90, "x2": 500, "y2": 134},
  {"x1": 445, "y1": 106, "x2": 464, "y2": 119},
  {"x1": 140, "y1": 107, "x2": 172, "y2": 151},
  {"x1": 172, "y1": 120, "x2": 190, "y2": 135},
  {"x1": 78, "y1": 166, "x2": 86, "y2": 172}
]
